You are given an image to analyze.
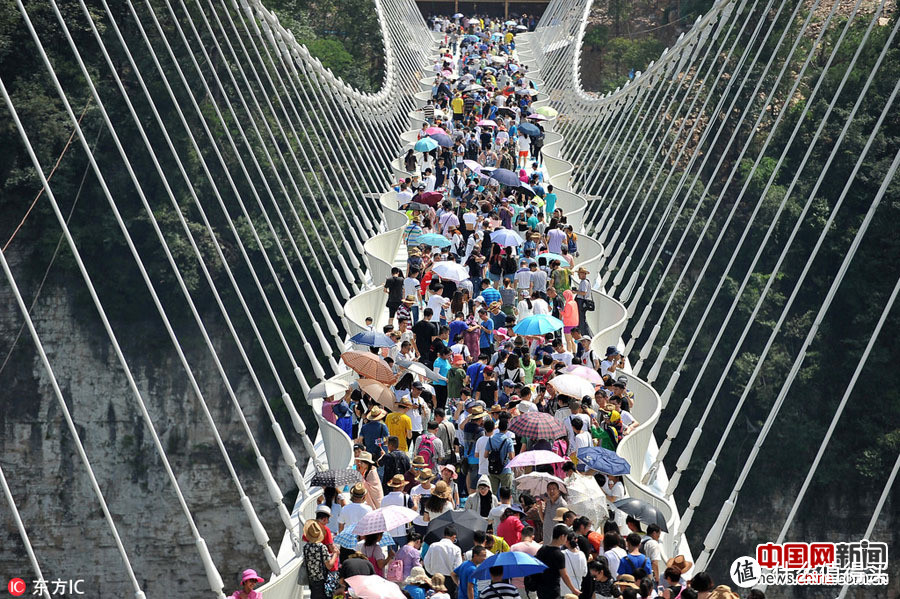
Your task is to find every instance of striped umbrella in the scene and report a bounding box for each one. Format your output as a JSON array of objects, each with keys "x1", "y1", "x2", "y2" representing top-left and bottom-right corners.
[
  {"x1": 341, "y1": 351, "x2": 396, "y2": 384},
  {"x1": 335, "y1": 525, "x2": 396, "y2": 549},
  {"x1": 509, "y1": 412, "x2": 566, "y2": 440},
  {"x1": 354, "y1": 505, "x2": 419, "y2": 535}
]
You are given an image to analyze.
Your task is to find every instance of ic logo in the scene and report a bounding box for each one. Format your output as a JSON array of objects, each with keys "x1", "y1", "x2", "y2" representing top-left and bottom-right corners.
[{"x1": 8, "y1": 578, "x2": 26, "y2": 597}]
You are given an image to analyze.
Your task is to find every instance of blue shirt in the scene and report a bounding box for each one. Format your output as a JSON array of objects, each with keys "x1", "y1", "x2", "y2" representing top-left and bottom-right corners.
[
  {"x1": 361, "y1": 421, "x2": 389, "y2": 459},
  {"x1": 480, "y1": 287, "x2": 501, "y2": 304},
  {"x1": 544, "y1": 192, "x2": 557, "y2": 216},
  {"x1": 449, "y1": 319, "x2": 468, "y2": 344},
  {"x1": 467, "y1": 362, "x2": 486, "y2": 390},
  {"x1": 488, "y1": 432, "x2": 514, "y2": 474},
  {"x1": 405, "y1": 586, "x2": 426, "y2": 599},
  {"x1": 479, "y1": 317, "x2": 495, "y2": 348},
  {"x1": 433, "y1": 357, "x2": 450, "y2": 386},
  {"x1": 455, "y1": 561, "x2": 479, "y2": 599},
  {"x1": 617, "y1": 553, "x2": 653, "y2": 577}
]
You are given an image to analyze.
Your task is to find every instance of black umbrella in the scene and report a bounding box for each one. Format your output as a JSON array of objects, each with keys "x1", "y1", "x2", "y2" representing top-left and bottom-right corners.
[
  {"x1": 497, "y1": 107, "x2": 516, "y2": 118},
  {"x1": 400, "y1": 201, "x2": 431, "y2": 212},
  {"x1": 613, "y1": 498, "x2": 669, "y2": 532},
  {"x1": 424, "y1": 510, "x2": 488, "y2": 552},
  {"x1": 310, "y1": 469, "x2": 363, "y2": 488}
]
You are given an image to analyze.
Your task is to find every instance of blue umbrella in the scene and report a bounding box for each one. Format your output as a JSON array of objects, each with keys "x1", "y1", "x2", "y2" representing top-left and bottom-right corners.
[
  {"x1": 488, "y1": 168, "x2": 520, "y2": 187},
  {"x1": 418, "y1": 233, "x2": 452, "y2": 248},
  {"x1": 350, "y1": 331, "x2": 397, "y2": 348},
  {"x1": 537, "y1": 252, "x2": 568, "y2": 264},
  {"x1": 472, "y1": 551, "x2": 547, "y2": 580},
  {"x1": 334, "y1": 524, "x2": 395, "y2": 549},
  {"x1": 576, "y1": 447, "x2": 631, "y2": 475},
  {"x1": 429, "y1": 133, "x2": 453, "y2": 148},
  {"x1": 518, "y1": 122, "x2": 541, "y2": 137},
  {"x1": 490, "y1": 228, "x2": 524, "y2": 247},
  {"x1": 514, "y1": 314, "x2": 564, "y2": 335},
  {"x1": 414, "y1": 137, "x2": 439, "y2": 152},
  {"x1": 464, "y1": 35, "x2": 479, "y2": 42}
]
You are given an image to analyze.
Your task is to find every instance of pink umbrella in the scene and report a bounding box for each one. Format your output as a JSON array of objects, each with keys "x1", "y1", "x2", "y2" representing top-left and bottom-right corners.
[
  {"x1": 564, "y1": 364, "x2": 605, "y2": 384},
  {"x1": 425, "y1": 126, "x2": 444, "y2": 135},
  {"x1": 507, "y1": 450, "x2": 567, "y2": 469},
  {"x1": 347, "y1": 575, "x2": 406, "y2": 599},
  {"x1": 527, "y1": 113, "x2": 548, "y2": 121},
  {"x1": 354, "y1": 505, "x2": 419, "y2": 535},
  {"x1": 478, "y1": 119, "x2": 497, "y2": 127},
  {"x1": 463, "y1": 159, "x2": 482, "y2": 171},
  {"x1": 442, "y1": 69, "x2": 452, "y2": 77}
]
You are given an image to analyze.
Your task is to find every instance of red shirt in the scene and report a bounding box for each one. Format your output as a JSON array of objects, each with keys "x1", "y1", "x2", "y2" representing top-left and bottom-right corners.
[{"x1": 496, "y1": 515, "x2": 524, "y2": 547}]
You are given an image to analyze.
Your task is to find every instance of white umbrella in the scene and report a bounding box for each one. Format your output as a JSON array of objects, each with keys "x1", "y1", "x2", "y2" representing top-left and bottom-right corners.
[
  {"x1": 565, "y1": 474, "x2": 608, "y2": 528},
  {"x1": 308, "y1": 379, "x2": 350, "y2": 400},
  {"x1": 431, "y1": 261, "x2": 469, "y2": 282},
  {"x1": 515, "y1": 472, "x2": 568, "y2": 496},
  {"x1": 548, "y1": 374, "x2": 596, "y2": 399},
  {"x1": 507, "y1": 450, "x2": 567, "y2": 469},
  {"x1": 354, "y1": 505, "x2": 419, "y2": 535}
]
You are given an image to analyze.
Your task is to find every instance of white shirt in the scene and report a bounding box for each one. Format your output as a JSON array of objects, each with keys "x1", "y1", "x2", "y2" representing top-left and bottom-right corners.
[
  {"x1": 398, "y1": 188, "x2": 414, "y2": 204},
  {"x1": 602, "y1": 479, "x2": 625, "y2": 503},
  {"x1": 423, "y1": 538, "x2": 463, "y2": 575},
  {"x1": 604, "y1": 547, "x2": 627, "y2": 580},
  {"x1": 410, "y1": 484, "x2": 433, "y2": 526},
  {"x1": 561, "y1": 548, "x2": 587, "y2": 595},
  {"x1": 404, "y1": 277, "x2": 421, "y2": 299},
  {"x1": 474, "y1": 435, "x2": 490, "y2": 475},
  {"x1": 408, "y1": 396, "x2": 426, "y2": 432},
  {"x1": 600, "y1": 359, "x2": 618, "y2": 379},
  {"x1": 573, "y1": 430, "x2": 592, "y2": 452},
  {"x1": 427, "y1": 294, "x2": 446, "y2": 322},
  {"x1": 619, "y1": 410, "x2": 636, "y2": 428},
  {"x1": 516, "y1": 299, "x2": 534, "y2": 319},
  {"x1": 517, "y1": 135, "x2": 529, "y2": 151},
  {"x1": 338, "y1": 502, "x2": 372, "y2": 529},
  {"x1": 424, "y1": 175, "x2": 437, "y2": 192},
  {"x1": 642, "y1": 537, "x2": 665, "y2": 578},
  {"x1": 552, "y1": 351, "x2": 573, "y2": 367},
  {"x1": 514, "y1": 269, "x2": 531, "y2": 290},
  {"x1": 531, "y1": 298, "x2": 550, "y2": 315}
]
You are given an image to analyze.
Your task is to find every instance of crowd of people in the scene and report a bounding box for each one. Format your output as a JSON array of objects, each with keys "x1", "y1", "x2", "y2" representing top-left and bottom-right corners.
[{"x1": 229, "y1": 14, "x2": 765, "y2": 599}]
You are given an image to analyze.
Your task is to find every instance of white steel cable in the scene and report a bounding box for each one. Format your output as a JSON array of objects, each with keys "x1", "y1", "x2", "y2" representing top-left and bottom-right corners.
[
  {"x1": 646, "y1": 0, "x2": 886, "y2": 421},
  {"x1": 776, "y1": 274, "x2": 900, "y2": 544},
  {"x1": 681, "y1": 75, "x2": 900, "y2": 553},
  {"x1": 697, "y1": 144, "x2": 900, "y2": 571},
  {"x1": 0, "y1": 69, "x2": 226, "y2": 599},
  {"x1": 660, "y1": 15, "x2": 900, "y2": 514},
  {"x1": 0, "y1": 463, "x2": 53, "y2": 599},
  {"x1": 70, "y1": 0, "x2": 311, "y2": 507},
  {"x1": 835, "y1": 451, "x2": 900, "y2": 599},
  {"x1": 628, "y1": 0, "x2": 811, "y2": 370},
  {"x1": 634, "y1": 0, "x2": 840, "y2": 382}
]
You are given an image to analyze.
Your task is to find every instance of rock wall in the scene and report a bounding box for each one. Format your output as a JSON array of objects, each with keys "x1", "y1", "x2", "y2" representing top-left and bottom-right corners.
[{"x1": 0, "y1": 264, "x2": 306, "y2": 598}]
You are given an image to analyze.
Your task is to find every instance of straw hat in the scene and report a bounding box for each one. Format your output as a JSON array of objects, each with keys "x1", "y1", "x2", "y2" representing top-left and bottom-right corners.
[
  {"x1": 303, "y1": 519, "x2": 325, "y2": 544},
  {"x1": 404, "y1": 566, "x2": 432, "y2": 587},
  {"x1": 356, "y1": 451, "x2": 376, "y2": 466},
  {"x1": 433, "y1": 480, "x2": 452, "y2": 499},
  {"x1": 403, "y1": 294, "x2": 417, "y2": 304},
  {"x1": 614, "y1": 574, "x2": 639, "y2": 590},
  {"x1": 366, "y1": 405, "x2": 387, "y2": 421},
  {"x1": 412, "y1": 456, "x2": 428, "y2": 469},
  {"x1": 397, "y1": 395, "x2": 415, "y2": 408},
  {"x1": 350, "y1": 482, "x2": 368, "y2": 499},
  {"x1": 708, "y1": 586, "x2": 740, "y2": 599},
  {"x1": 667, "y1": 555, "x2": 693, "y2": 573},
  {"x1": 577, "y1": 267, "x2": 589, "y2": 275},
  {"x1": 552, "y1": 507, "x2": 570, "y2": 522},
  {"x1": 430, "y1": 573, "x2": 447, "y2": 592},
  {"x1": 386, "y1": 474, "x2": 407, "y2": 488},
  {"x1": 416, "y1": 468, "x2": 435, "y2": 483}
]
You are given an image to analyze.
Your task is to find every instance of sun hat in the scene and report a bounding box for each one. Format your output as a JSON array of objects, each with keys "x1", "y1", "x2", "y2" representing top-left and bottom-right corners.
[
  {"x1": 412, "y1": 455, "x2": 428, "y2": 469},
  {"x1": 403, "y1": 294, "x2": 417, "y2": 304},
  {"x1": 416, "y1": 468, "x2": 435, "y2": 482},
  {"x1": 433, "y1": 480, "x2": 452, "y2": 499},
  {"x1": 387, "y1": 474, "x2": 407, "y2": 488},
  {"x1": 667, "y1": 555, "x2": 694, "y2": 572},
  {"x1": 405, "y1": 566, "x2": 432, "y2": 587},
  {"x1": 366, "y1": 405, "x2": 387, "y2": 421},
  {"x1": 315, "y1": 504, "x2": 332, "y2": 517},
  {"x1": 350, "y1": 482, "x2": 368, "y2": 499},
  {"x1": 577, "y1": 267, "x2": 589, "y2": 274},
  {"x1": 552, "y1": 507, "x2": 570, "y2": 522},
  {"x1": 708, "y1": 586, "x2": 740, "y2": 599},
  {"x1": 614, "y1": 574, "x2": 639, "y2": 589},
  {"x1": 605, "y1": 346, "x2": 620, "y2": 357},
  {"x1": 356, "y1": 451, "x2": 376, "y2": 466},
  {"x1": 489, "y1": 404, "x2": 503, "y2": 414},
  {"x1": 303, "y1": 519, "x2": 326, "y2": 544},
  {"x1": 240, "y1": 569, "x2": 264, "y2": 584},
  {"x1": 397, "y1": 395, "x2": 415, "y2": 408},
  {"x1": 441, "y1": 464, "x2": 459, "y2": 479},
  {"x1": 430, "y1": 573, "x2": 447, "y2": 592}
]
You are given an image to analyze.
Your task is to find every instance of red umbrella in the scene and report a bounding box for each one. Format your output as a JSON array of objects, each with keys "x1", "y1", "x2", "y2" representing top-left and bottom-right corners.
[
  {"x1": 509, "y1": 412, "x2": 566, "y2": 440},
  {"x1": 415, "y1": 191, "x2": 444, "y2": 207}
]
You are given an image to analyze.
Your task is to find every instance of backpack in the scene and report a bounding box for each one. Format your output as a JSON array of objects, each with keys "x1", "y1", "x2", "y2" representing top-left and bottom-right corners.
[
  {"x1": 417, "y1": 434, "x2": 438, "y2": 470},
  {"x1": 523, "y1": 573, "x2": 540, "y2": 592},
  {"x1": 487, "y1": 435, "x2": 507, "y2": 475},
  {"x1": 386, "y1": 559, "x2": 404, "y2": 582},
  {"x1": 466, "y1": 139, "x2": 479, "y2": 159}
]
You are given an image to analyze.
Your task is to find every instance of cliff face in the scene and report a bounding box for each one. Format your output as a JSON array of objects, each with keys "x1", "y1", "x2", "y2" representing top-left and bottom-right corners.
[{"x1": 0, "y1": 263, "x2": 304, "y2": 598}]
